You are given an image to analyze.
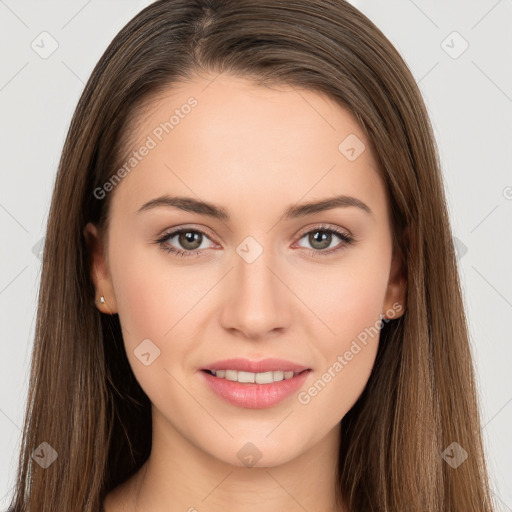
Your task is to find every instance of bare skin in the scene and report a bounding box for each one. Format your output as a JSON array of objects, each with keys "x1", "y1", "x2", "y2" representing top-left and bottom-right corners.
[{"x1": 85, "y1": 73, "x2": 406, "y2": 512}]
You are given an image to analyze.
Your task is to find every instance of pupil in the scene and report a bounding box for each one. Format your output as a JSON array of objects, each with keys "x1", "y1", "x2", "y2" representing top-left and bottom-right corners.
[
  {"x1": 180, "y1": 231, "x2": 201, "y2": 249},
  {"x1": 310, "y1": 231, "x2": 331, "y2": 250}
]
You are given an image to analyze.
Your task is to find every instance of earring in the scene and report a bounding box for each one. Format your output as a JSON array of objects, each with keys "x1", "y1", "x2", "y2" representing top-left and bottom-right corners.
[{"x1": 96, "y1": 296, "x2": 105, "y2": 305}]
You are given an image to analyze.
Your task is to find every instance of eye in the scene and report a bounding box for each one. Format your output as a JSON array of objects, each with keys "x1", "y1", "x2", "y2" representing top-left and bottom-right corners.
[
  {"x1": 156, "y1": 227, "x2": 215, "y2": 257},
  {"x1": 295, "y1": 224, "x2": 354, "y2": 256}
]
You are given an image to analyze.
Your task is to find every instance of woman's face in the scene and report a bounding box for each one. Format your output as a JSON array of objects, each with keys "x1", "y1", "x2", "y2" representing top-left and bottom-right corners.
[{"x1": 85, "y1": 73, "x2": 405, "y2": 468}]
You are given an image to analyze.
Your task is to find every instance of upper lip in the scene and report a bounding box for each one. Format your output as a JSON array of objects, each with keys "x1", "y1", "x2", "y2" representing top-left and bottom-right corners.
[{"x1": 201, "y1": 358, "x2": 310, "y2": 373}]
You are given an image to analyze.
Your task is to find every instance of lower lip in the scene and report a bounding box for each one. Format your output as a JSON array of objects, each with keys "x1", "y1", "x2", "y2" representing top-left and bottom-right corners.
[{"x1": 200, "y1": 370, "x2": 311, "y2": 409}]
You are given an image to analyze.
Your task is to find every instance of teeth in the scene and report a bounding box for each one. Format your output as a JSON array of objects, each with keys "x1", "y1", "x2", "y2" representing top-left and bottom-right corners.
[
  {"x1": 225, "y1": 369, "x2": 238, "y2": 382},
  {"x1": 209, "y1": 369, "x2": 299, "y2": 384},
  {"x1": 238, "y1": 371, "x2": 255, "y2": 383}
]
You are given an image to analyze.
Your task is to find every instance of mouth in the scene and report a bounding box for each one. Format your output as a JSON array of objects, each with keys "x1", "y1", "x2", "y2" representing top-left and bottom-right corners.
[
  {"x1": 199, "y1": 368, "x2": 312, "y2": 409},
  {"x1": 201, "y1": 368, "x2": 309, "y2": 384}
]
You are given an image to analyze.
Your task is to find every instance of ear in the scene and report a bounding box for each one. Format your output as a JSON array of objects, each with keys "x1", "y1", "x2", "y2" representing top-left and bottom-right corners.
[
  {"x1": 83, "y1": 222, "x2": 117, "y2": 314},
  {"x1": 382, "y1": 227, "x2": 408, "y2": 320}
]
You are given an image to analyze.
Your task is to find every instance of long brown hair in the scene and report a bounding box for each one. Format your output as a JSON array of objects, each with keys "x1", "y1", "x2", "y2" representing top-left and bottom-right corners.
[{"x1": 8, "y1": 1, "x2": 495, "y2": 510}]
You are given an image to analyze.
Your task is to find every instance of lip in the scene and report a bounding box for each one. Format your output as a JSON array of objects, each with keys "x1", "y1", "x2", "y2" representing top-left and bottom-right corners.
[
  {"x1": 200, "y1": 368, "x2": 312, "y2": 409},
  {"x1": 201, "y1": 358, "x2": 310, "y2": 373}
]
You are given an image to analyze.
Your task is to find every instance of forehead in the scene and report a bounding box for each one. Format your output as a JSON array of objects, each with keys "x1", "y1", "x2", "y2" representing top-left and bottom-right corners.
[{"x1": 110, "y1": 73, "x2": 388, "y2": 223}]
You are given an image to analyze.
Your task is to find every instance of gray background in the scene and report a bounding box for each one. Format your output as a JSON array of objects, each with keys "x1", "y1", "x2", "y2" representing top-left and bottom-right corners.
[{"x1": 1, "y1": 0, "x2": 511, "y2": 509}]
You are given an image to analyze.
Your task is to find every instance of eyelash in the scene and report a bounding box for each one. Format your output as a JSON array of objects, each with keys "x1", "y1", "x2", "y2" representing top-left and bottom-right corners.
[{"x1": 155, "y1": 224, "x2": 354, "y2": 259}]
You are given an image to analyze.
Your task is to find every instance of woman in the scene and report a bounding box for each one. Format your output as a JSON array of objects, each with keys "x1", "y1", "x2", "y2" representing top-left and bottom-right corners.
[{"x1": 8, "y1": 1, "x2": 495, "y2": 511}]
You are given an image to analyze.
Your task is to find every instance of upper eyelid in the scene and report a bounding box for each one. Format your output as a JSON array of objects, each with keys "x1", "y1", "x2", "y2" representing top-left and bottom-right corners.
[{"x1": 296, "y1": 224, "x2": 350, "y2": 238}]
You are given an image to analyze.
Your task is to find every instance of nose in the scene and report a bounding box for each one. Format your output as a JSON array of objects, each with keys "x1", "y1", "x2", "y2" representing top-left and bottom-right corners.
[{"x1": 219, "y1": 246, "x2": 292, "y2": 340}]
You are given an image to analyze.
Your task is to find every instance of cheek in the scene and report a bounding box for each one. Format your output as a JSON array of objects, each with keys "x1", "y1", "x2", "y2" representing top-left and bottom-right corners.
[
  {"x1": 308, "y1": 241, "x2": 390, "y2": 347},
  {"x1": 108, "y1": 248, "x2": 193, "y2": 405},
  {"x1": 296, "y1": 285, "x2": 383, "y2": 420},
  {"x1": 108, "y1": 243, "x2": 212, "y2": 380},
  {"x1": 297, "y1": 245, "x2": 390, "y2": 412},
  {"x1": 110, "y1": 241, "x2": 197, "y2": 340}
]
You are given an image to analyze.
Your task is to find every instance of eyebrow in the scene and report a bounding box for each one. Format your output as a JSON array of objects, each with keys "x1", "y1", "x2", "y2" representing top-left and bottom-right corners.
[{"x1": 136, "y1": 194, "x2": 373, "y2": 220}]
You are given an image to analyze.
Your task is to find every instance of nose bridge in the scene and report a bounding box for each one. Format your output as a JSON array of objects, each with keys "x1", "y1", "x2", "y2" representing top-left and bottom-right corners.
[
  {"x1": 234, "y1": 235, "x2": 282, "y2": 309},
  {"x1": 220, "y1": 234, "x2": 290, "y2": 337}
]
